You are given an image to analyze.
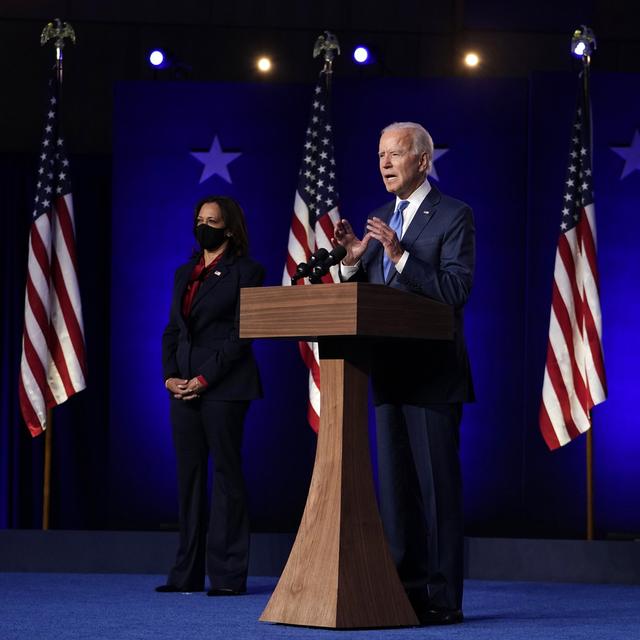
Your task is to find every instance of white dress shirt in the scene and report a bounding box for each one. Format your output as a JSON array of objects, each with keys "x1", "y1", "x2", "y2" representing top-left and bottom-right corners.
[{"x1": 342, "y1": 178, "x2": 432, "y2": 277}]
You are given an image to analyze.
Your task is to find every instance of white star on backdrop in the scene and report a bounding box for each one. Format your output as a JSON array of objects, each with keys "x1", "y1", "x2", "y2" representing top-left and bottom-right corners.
[
  {"x1": 611, "y1": 130, "x2": 640, "y2": 180},
  {"x1": 430, "y1": 148, "x2": 448, "y2": 181},
  {"x1": 191, "y1": 135, "x2": 242, "y2": 184}
]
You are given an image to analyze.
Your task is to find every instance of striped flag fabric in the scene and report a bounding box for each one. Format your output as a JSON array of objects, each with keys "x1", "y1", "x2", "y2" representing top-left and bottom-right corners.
[
  {"x1": 539, "y1": 75, "x2": 607, "y2": 450},
  {"x1": 19, "y1": 69, "x2": 87, "y2": 437},
  {"x1": 282, "y1": 73, "x2": 341, "y2": 432}
]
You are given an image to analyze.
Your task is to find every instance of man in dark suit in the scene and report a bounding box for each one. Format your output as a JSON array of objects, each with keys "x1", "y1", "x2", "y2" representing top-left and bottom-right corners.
[{"x1": 333, "y1": 122, "x2": 475, "y2": 625}]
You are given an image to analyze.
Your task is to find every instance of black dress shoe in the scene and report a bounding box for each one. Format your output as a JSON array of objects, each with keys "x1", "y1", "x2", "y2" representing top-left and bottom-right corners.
[
  {"x1": 206, "y1": 587, "x2": 246, "y2": 597},
  {"x1": 155, "y1": 584, "x2": 203, "y2": 593},
  {"x1": 417, "y1": 608, "x2": 464, "y2": 625}
]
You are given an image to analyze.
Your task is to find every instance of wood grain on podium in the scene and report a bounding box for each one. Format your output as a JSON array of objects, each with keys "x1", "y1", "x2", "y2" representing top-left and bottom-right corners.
[
  {"x1": 259, "y1": 358, "x2": 418, "y2": 628},
  {"x1": 239, "y1": 282, "x2": 452, "y2": 341}
]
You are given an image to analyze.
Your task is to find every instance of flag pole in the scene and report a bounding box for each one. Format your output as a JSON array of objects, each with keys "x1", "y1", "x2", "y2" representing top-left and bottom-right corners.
[
  {"x1": 38, "y1": 18, "x2": 76, "y2": 531},
  {"x1": 583, "y1": 57, "x2": 594, "y2": 542},
  {"x1": 583, "y1": 55, "x2": 594, "y2": 542},
  {"x1": 42, "y1": 409, "x2": 53, "y2": 529},
  {"x1": 586, "y1": 430, "x2": 594, "y2": 540},
  {"x1": 572, "y1": 25, "x2": 596, "y2": 541}
]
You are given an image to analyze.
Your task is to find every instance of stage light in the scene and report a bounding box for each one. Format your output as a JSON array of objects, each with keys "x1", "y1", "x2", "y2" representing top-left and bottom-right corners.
[
  {"x1": 256, "y1": 56, "x2": 272, "y2": 73},
  {"x1": 353, "y1": 46, "x2": 370, "y2": 64},
  {"x1": 571, "y1": 25, "x2": 596, "y2": 59},
  {"x1": 147, "y1": 49, "x2": 191, "y2": 78},
  {"x1": 464, "y1": 52, "x2": 480, "y2": 68},
  {"x1": 148, "y1": 49, "x2": 166, "y2": 68}
]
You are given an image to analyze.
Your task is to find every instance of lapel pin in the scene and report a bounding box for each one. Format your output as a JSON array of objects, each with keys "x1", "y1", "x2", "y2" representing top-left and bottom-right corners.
[{"x1": 214, "y1": 270, "x2": 221, "y2": 276}]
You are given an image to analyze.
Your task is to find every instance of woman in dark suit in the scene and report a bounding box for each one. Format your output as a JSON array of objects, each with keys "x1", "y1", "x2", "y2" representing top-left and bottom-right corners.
[{"x1": 157, "y1": 195, "x2": 264, "y2": 596}]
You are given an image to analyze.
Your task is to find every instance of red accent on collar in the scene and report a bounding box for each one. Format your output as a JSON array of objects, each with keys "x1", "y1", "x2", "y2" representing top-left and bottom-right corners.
[{"x1": 181, "y1": 252, "x2": 224, "y2": 319}]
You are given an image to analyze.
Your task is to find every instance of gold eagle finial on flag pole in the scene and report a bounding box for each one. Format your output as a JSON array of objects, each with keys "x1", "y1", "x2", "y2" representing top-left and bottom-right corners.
[
  {"x1": 40, "y1": 18, "x2": 76, "y2": 81},
  {"x1": 313, "y1": 31, "x2": 341, "y2": 75},
  {"x1": 40, "y1": 18, "x2": 76, "y2": 49}
]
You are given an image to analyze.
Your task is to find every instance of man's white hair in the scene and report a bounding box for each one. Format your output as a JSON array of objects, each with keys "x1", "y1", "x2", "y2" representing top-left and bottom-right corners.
[{"x1": 381, "y1": 121, "x2": 434, "y2": 172}]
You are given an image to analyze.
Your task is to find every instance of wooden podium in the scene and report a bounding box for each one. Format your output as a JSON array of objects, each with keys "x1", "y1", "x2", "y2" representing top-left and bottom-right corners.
[{"x1": 239, "y1": 283, "x2": 453, "y2": 629}]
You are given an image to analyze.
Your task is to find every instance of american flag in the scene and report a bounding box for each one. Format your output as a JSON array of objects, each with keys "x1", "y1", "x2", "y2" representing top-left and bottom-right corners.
[
  {"x1": 19, "y1": 69, "x2": 87, "y2": 438},
  {"x1": 282, "y1": 74, "x2": 341, "y2": 432},
  {"x1": 539, "y1": 75, "x2": 607, "y2": 450}
]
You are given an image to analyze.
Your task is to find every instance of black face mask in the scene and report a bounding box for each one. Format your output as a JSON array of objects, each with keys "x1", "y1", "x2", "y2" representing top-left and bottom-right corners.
[{"x1": 194, "y1": 224, "x2": 228, "y2": 251}]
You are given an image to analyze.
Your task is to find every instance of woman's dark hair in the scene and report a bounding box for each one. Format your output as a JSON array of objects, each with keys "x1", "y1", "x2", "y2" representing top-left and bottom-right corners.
[{"x1": 193, "y1": 195, "x2": 250, "y2": 256}]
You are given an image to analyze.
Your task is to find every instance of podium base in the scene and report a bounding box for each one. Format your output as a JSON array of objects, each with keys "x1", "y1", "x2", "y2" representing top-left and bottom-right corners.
[{"x1": 259, "y1": 357, "x2": 418, "y2": 629}]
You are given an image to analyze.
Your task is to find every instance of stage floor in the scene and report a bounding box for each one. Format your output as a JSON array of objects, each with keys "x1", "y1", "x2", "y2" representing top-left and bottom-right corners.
[{"x1": 1, "y1": 573, "x2": 639, "y2": 639}]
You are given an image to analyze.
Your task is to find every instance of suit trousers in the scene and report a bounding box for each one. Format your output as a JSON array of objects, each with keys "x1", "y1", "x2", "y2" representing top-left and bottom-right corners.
[
  {"x1": 168, "y1": 397, "x2": 250, "y2": 592},
  {"x1": 375, "y1": 403, "x2": 464, "y2": 610}
]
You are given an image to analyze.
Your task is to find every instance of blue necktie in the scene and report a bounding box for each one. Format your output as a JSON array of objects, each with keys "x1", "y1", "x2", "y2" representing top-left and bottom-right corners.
[{"x1": 383, "y1": 200, "x2": 409, "y2": 280}]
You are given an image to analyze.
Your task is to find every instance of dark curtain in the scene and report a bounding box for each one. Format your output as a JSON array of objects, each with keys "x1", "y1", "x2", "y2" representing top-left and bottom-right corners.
[{"x1": 0, "y1": 153, "x2": 112, "y2": 529}]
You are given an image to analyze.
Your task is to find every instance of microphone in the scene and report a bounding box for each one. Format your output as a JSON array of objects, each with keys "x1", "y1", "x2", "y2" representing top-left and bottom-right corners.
[
  {"x1": 310, "y1": 245, "x2": 347, "y2": 281},
  {"x1": 290, "y1": 248, "x2": 329, "y2": 284},
  {"x1": 326, "y1": 244, "x2": 347, "y2": 265}
]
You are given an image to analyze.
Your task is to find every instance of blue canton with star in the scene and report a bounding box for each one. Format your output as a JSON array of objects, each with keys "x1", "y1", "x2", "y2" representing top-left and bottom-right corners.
[
  {"x1": 560, "y1": 97, "x2": 594, "y2": 234},
  {"x1": 33, "y1": 75, "x2": 71, "y2": 220},
  {"x1": 298, "y1": 77, "x2": 338, "y2": 222}
]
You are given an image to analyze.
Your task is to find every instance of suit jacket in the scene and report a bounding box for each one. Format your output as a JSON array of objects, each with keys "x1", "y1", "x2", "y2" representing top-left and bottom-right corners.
[
  {"x1": 347, "y1": 183, "x2": 475, "y2": 405},
  {"x1": 162, "y1": 252, "x2": 264, "y2": 402}
]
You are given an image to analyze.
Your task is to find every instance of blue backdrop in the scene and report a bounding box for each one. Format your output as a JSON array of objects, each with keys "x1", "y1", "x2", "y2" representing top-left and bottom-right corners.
[{"x1": 109, "y1": 74, "x2": 639, "y2": 536}]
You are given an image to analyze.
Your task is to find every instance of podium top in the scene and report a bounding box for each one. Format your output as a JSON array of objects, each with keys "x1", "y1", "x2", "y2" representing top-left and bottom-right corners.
[{"x1": 239, "y1": 282, "x2": 452, "y2": 341}]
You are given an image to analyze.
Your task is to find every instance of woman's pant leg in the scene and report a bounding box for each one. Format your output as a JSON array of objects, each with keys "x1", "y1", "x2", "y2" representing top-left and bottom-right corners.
[
  {"x1": 201, "y1": 400, "x2": 250, "y2": 591},
  {"x1": 168, "y1": 398, "x2": 209, "y2": 590}
]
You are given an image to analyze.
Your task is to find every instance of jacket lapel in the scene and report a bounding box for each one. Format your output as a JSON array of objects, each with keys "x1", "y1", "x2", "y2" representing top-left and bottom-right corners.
[
  {"x1": 385, "y1": 184, "x2": 442, "y2": 284},
  {"x1": 400, "y1": 184, "x2": 442, "y2": 253},
  {"x1": 189, "y1": 252, "x2": 234, "y2": 313}
]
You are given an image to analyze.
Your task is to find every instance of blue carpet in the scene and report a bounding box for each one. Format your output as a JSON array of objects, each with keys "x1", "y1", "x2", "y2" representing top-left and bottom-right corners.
[{"x1": 0, "y1": 574, "x2": 638, "y2": 639}]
